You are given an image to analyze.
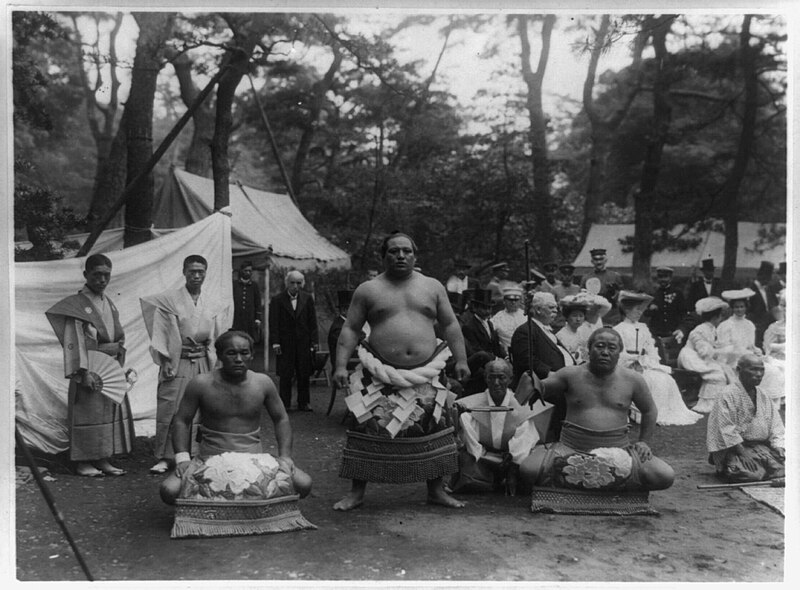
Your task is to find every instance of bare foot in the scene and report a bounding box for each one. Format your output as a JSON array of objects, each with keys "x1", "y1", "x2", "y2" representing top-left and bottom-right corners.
[
  {"x1": 149, "y1": 460, "x2": 171, "y2": 475},
  {"x1": 93, "y1": 459, "x2": 126, "y2": 476},
  {"x1": 427, "y1": 480, "x2": 465, "y2": 508},
  {"x1": 333, "y1": 490, "x2": 364, "y2": 511},
  {"x1": 333, "y1": 480, "x2": 366, "y2": 511},
  {"x1": 75, "y1": 462, "x2": 104, "y2": 478}
]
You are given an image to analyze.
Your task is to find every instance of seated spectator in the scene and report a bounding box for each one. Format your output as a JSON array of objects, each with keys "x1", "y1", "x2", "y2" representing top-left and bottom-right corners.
[
  {"x1": 706, "y1": 354, "x2": 784, "y2": 483},
  {"x1": 615, "y1": 292, "x2": 702, "y2": 426},
  {"x1": 718, "y1": 288, "x2": 783, "y2": 409},
  {"x1": 555, "y1": 296, "x2": 589, "y2": 364},
  {"x1": 451, "y1": 359, "x2": 540, "y2": 495},
  {"x1": 677, "y1": 297, "x2": 737, "y2": 413},
  {"x1": 760, "y1": 291, "x2": 786, "y2": 408},
  {"x1": 491, "y1": 285, "x2": 526, "y2": 357}
]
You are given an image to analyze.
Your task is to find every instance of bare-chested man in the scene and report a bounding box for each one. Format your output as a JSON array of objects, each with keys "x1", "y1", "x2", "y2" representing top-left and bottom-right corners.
[
  {"x1": 519, "y1": 327, "x2": 674, "y2": 491},
  {"x1": 160, "y1": 330, "x2": 311, "y2": 504},
  {"x1": 332, "y1": 232, "x2": 470, "y2": 510}
]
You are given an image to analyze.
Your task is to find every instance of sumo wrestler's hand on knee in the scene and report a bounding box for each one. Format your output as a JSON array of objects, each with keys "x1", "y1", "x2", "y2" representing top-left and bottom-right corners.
[{"x1": 631, "y1": 441, "x2": 653, "y2": 463}]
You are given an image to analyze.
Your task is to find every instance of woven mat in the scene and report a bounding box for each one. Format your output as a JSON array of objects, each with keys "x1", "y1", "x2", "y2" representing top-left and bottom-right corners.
[
  {"x1": 741, "y1": 487, "x2": 784, "y2": 516},
  {"x1": 531, "y1": 486, "x2": 659, "y2": 516}
]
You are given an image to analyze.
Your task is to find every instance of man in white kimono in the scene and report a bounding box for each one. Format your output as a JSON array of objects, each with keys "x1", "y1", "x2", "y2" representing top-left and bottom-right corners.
[
  {"x1": 46, "y1": 254, "x2": 134, "y2": 477},
  {"x1": 141, "y1": 254, "x2": 232, "y2": 474},
  {"x1": 451, "y1": 359, "x2": 540, "y2": 495}
]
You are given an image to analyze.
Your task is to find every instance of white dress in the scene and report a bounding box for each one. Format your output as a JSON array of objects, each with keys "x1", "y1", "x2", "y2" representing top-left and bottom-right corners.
[
  {"x1": 677, "y1": 322, "x2": 737, "y2": 413},
  {"x1": 555, "y1": 325, "x2": 587, "y2": 364},
  {"x1": 614, "y1": 319, "x2": 702, "y2": 425},
  {"x1": 754, "y1": 319, "x2": 785, "y2": 407}
]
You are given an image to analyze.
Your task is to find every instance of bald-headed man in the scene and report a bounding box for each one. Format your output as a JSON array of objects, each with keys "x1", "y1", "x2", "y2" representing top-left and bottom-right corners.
[
  {"x1": 452, "y1": 359, "x2": 540, "y2": 495},
  {"x1": 269, "y1": 270, "x2": 319, "y2": 412},
  {"x1": 706, "y1": 353, "x2": 785, "y2": 483}
]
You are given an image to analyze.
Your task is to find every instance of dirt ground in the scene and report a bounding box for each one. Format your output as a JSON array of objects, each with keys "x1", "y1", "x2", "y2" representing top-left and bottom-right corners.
[{"x1": 15, "y1": 376, "x2": 787, "y2": 585}]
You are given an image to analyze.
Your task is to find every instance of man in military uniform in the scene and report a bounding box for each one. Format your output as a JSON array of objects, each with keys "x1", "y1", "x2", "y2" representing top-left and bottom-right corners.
[{"x1": 646, "y1": 266, "x2": 690, "y2": 344}]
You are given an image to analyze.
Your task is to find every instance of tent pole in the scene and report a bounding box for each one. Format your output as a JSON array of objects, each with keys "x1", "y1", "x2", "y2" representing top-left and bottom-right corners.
[
  {"x1": 77, "y1": 60, "x2": 232, "y2": 257},
  {"x1": 264, "y1": 263, "x2": 271, "y2": 372},
  {"x1": 246, "y1": 74, "x2": 299, "y2": 208}
]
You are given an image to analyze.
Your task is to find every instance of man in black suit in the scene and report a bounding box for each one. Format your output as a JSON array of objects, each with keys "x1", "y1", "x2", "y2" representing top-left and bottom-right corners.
[
  {"x1": 687, "y1": 258, "x2": 723, "y2": 310},
  {"x1": 748, "y1": 261, "x2": 779, "y2": 349},
  {"x1": 460, "y1": 288, "x2": 504, "y2": 395},
  {"x1": 510, "y1": 291, "x2": 577, "y2": 441},
  {"x1": 269, "y1": 270, "x2": 319, "y2": 411},
  {"x1": 460, "y1": 288, "x2": 504, "y2": 360}
]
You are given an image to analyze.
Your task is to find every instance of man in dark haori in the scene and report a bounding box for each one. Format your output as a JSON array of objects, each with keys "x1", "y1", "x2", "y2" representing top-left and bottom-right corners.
[{"x1": 46, "y1": 254, "x2": 134, "y2": 477}]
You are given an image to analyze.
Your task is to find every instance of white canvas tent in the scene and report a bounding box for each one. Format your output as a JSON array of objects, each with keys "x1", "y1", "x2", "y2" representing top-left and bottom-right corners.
[
  {"x1": 15, "y1": 213, "x2": 233, "y2": 454},
  {"x1": 153, "y1": 167, "x2": 351, "y2": 271},
  {"x1": 573, "y1": 222, "x2": 786, "y2": 278}
]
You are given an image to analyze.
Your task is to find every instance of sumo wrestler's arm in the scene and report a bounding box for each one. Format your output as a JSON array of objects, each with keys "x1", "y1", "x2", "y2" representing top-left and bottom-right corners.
[
  {"x1": 630, "y1": 372, "x2": 657, "y2": 461},
  {"x1": 434, "y1": 281, "x2": 470, "y2": 382},
  {"x1": 171, "y1": 375, "x2": 205, "y2": 475},
  {"x1": 262, "y1": 374, "x2": 294, "y2": 465}
]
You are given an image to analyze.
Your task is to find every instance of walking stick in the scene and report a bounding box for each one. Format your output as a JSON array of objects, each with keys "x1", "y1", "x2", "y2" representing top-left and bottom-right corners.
[
  {"x1": 524, "y1": 240, "x2": 541, "y2": 406},
  {"x1": 15, "y1": 428, "x2": 94, "y2": 581}
]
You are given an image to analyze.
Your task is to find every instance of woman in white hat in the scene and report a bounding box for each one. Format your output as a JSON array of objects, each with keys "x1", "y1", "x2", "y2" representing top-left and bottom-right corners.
[
  {"x1": 718, "y1": 288, "x2": 784, "y2": 408},
  {"x1": 677, "y1": 297, "x2": 738, "y2": 413},
  {"x1": 615, "y1": 292, "x2": 702, "y2": 425}
]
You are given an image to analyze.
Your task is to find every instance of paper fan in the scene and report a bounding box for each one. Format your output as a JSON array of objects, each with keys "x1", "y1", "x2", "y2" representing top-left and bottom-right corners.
[
  {"x1": 585, "y1": 277, "x2": 602, "y2": 295},
  {"x1": 87, "y1": 351, "x2": 128, "y2": 405}
]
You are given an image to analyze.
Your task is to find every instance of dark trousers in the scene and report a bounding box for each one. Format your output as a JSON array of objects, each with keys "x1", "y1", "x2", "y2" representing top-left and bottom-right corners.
[{"x1": 279, "y1": 355, "x2": 311, "y2": 409}]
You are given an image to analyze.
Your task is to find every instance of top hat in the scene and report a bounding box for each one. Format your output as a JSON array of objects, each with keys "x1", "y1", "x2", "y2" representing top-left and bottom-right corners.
[
  {"x1": 543, "y1": 262, "x2": 559, "y2": 272},
  {"x1": 559, "y1": 263, "x2": 575, "y2": 273},
  {"x1": 757, "y1": 260, "x2": 774, "y2": 277},
  {"x1": 336, "y1": 290, "x2": 354, "y2": 307},
  {"x1": 700, "y1": 258, "x2": 715, "y2": 271},
  {"x1": 469, "y1": 288, "x2": 494, "y2": 307},
  {"x1": 589, "y1": 248, "x2": 607, "y2": 257},
  {"x1": 447, "y1": 291, "x2": 463, "y2": 309},
  {"x1": 655, "y1": 266, "x2": 674, "y2": 277}
]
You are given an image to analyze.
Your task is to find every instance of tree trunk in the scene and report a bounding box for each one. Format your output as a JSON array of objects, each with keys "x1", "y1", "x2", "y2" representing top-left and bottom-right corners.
[
  {"x1": 123, "y1": 12, "x2": 175, "y2": 247},
  {"x1": 631, "y1": 16, "x2": 675, "y2": 288},
  {"x1": 518, "y1": 14, "x2": 556, "y2": 260},
  {"x1": 72, "y1": 12, "x2": 125, "y2": 231},
  {"x1": 173, "y1": 52, "x2": 215, "y2": 177},
  {"x1": 581, "y1": 15, "x2": 645, "y2": 241},
  {"x1": 291, "y1": 45, "x2": 343, "y2": 195},
  {"x1": 721, "y1": 15, "x2": 758, "y2": 285},
  {"x1": 212, "y1": 14, "x2": 270, "y2": 211}
]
